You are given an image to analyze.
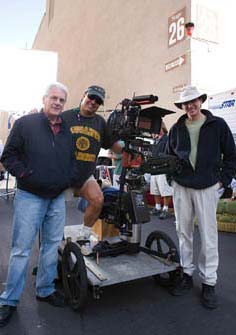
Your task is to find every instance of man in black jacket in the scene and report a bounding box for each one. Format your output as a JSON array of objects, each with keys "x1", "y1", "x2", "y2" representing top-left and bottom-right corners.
[
  {"x1": 0, "y1": 82, "x2": 80, "y2": 327},
  {"x1": 166, "y1": 86, "x2": 236, "y2": 309}
]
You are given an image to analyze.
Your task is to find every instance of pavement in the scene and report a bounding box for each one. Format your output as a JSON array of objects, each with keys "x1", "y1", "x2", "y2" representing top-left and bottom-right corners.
[{"x1": 0, "y1": 195, "x2": 236, "y2": 335}]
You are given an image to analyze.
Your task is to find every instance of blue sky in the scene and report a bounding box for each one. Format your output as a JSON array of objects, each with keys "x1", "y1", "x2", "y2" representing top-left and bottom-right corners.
[{"x1": 0, "y1": 0, "x2": 46, "y2": 49}]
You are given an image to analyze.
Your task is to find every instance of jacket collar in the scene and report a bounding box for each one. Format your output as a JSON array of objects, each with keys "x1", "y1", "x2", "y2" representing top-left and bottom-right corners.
[
  {"x1": 40, "y1": 109, "x2": 66, "y2": 131},
  {"x1": 176, "y1": 109, "x2": 216, "y2": 126}
]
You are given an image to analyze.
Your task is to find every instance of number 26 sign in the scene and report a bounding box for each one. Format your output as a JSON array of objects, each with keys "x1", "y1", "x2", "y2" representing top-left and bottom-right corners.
[{"x1": 168, "y1": 7, "x2": 186, "y2": 48}]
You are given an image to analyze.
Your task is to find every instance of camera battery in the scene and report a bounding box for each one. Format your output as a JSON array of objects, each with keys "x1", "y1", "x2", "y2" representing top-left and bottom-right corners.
[{"x1": 130, "y1": 190, "x2": 150, "y2": 224}]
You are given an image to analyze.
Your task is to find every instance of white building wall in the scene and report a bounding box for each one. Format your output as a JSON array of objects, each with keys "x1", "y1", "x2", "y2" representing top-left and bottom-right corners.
[{"x1": 191, "y1": 0, "x2": 236, "y2": 95}]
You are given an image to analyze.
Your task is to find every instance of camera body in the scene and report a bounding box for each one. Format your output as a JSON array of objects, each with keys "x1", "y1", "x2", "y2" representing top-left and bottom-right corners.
[
  {"x1": 107, "y1": 95, "x2": 162, "y2": 143},
  {"x1": 107, "y1": 94, "x2": 179, "y2": 175}
]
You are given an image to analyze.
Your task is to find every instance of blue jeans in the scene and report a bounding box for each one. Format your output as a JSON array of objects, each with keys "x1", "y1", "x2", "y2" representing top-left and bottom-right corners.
[{"x1": 0, "y1": 189, "x2": 65, "y2": 306}]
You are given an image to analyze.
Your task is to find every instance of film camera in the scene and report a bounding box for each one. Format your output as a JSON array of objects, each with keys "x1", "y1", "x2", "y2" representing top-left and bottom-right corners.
[
  {"x1": 106, "y1": 94, "x2": 180, "y2": 175},
  {"x1": 96, "y1": 95, "x2": 181, "y2": 252}
]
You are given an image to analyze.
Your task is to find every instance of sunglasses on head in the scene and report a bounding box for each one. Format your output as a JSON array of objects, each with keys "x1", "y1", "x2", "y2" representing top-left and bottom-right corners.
[{"x1": 87, "y1": 94, "x2": 103, "y2": 105}]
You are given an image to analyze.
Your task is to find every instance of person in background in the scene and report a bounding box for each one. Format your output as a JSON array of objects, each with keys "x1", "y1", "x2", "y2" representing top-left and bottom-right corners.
[
  {"x1": 166, "y1": 85, "x2": 236, "y2": 309},
  {"x1": 110, "y1": 140, "x2": 124, "y2": 189},
  {"x1": 150, "y1": 122, "x2": 173, "y2": 219},
  {"x1": 0, "y1": 82, "x2": 82, "y2": 327},
  {"x1": 0, "y1": 139, "x2": 3, "y2": 157},
  {"x1": 231, "y1": 177, "x2": 236, "y2": 200},
  {"x1": 0, "y1": 139, "x2": 4, "y2": 180}
]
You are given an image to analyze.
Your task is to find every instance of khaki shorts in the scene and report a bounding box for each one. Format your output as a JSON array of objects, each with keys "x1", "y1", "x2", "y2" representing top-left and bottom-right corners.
[{"x1": 150, "y1": 174, "x2": 173, "y2": 197}]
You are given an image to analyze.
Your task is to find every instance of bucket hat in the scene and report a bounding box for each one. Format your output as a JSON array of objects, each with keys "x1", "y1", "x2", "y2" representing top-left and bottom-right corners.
[{"x1": 174, "y1": 86, "x2": 207, "y2": 109}]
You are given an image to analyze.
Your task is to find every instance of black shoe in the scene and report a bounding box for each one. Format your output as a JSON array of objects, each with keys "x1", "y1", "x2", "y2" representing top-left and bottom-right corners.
[
  {"x1": 150, "y1": 208, "x2": 161, "y2": 216},
  {"x1": 159, "y1": 210, "x2": 169, "y2": 219},
  {"x1": 201, "y1": 284, "x2": 218, "y2": 309},
  {"x1": 0, "y1": 305, "x2": 17, "y2": 327},
  {"x1": 36, "y1": 290, "x2": 65, "y2": 307},
  {"x1": 170, "y1": 273, "x2": 193, "y2": 296}
]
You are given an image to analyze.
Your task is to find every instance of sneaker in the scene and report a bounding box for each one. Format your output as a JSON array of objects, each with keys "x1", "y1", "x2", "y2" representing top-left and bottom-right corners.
[
  {"x1": 36, "y1": 290, "x2": 65, "y2": 307},
  {"x1": 159, "y1": 210, "x2": 169, "y2": 219},
  {"x1": 77, "y1": 225, "x2": 92, "y2": 241},
  {"x1": 77, "y1": 239, "x2": 93, "y2": 256},
  {"x1": 201, "y1": 284, "x2": 218, "y2": 309},
  {"x1": 80, "y1": 243, "x2": 93, "y2": 256},
  {"x1": 0, "y1": 305, "x2": 17, "y2": 327},
  {"x1": 150, "y1": 208, "x2": 161, "y2": 216},
  {"x1": 170, "y1": 273, "x2": 193, "y2": 296},
  {"x1": 83, "y1": 226, "x2": 93, "y2": 239}
]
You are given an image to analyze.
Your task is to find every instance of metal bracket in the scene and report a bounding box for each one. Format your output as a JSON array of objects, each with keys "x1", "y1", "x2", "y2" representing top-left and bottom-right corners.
[{"x1": 84, "y1": 258, "x2": 108, "y2": 281}]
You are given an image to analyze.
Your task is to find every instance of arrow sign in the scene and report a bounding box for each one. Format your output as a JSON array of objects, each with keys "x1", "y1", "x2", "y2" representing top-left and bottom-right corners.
[{"x1": 165, "y1": 54, "x2": 186, "y2": 72}]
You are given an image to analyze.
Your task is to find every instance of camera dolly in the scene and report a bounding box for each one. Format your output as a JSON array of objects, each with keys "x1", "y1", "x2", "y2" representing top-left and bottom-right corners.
[{"x1": 59, "y1": 94, "x2": 181, "y2": 311}]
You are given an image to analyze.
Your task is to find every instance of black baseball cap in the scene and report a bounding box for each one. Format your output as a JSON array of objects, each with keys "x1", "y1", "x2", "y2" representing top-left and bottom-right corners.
[{"x1": 85, "y1": 85, "x2": 106, "y2": 104}]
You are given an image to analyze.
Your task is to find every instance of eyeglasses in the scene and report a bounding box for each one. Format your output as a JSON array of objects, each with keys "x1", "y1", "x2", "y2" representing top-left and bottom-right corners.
[{"x1": 87, "y1": 94, "x2": 103, "y2": 105}]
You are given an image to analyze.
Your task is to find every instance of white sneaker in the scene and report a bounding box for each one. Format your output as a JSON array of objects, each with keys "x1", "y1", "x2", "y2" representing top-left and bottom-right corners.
[
  {"x1": 89, "y1": 234, "x2": 99, "y2": 248},
  {"x1": 77, "y1": 225, "x2": 92, "y2": 240},
  {"x1": 83, "y1": 226, "x2": 92, "y2": 239},
  {"x1": 80, "y1": 243, "x2": 93, "y2": 256}
]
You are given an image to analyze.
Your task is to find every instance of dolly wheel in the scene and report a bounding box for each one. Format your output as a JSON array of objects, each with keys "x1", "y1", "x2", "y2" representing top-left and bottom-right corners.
[
  {"x1": 145, "y1": 230, "x2": 180, "y2": 287},
  {"x1": 61, "y1": 242, "x2": 88, "y2": 311}
]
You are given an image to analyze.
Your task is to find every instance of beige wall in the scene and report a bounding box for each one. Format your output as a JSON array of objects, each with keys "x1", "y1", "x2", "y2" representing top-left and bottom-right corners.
[{"x1": 33, "y1": 0, "x2": 193, "y2": 129}]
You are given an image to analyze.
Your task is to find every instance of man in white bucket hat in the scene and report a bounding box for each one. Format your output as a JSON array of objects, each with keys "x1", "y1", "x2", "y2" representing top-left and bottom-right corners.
[
  {"x1": 166, "y1": 85, "x2": 236, "y2": 309},
  {"x1": 174, "y1": 85, "x2": 207, "y2": 109}
]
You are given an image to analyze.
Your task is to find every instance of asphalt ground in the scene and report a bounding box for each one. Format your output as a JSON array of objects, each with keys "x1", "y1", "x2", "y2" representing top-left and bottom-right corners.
[{"x1": 0, "y1": 196, "x2": 236, "y2": 335}]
